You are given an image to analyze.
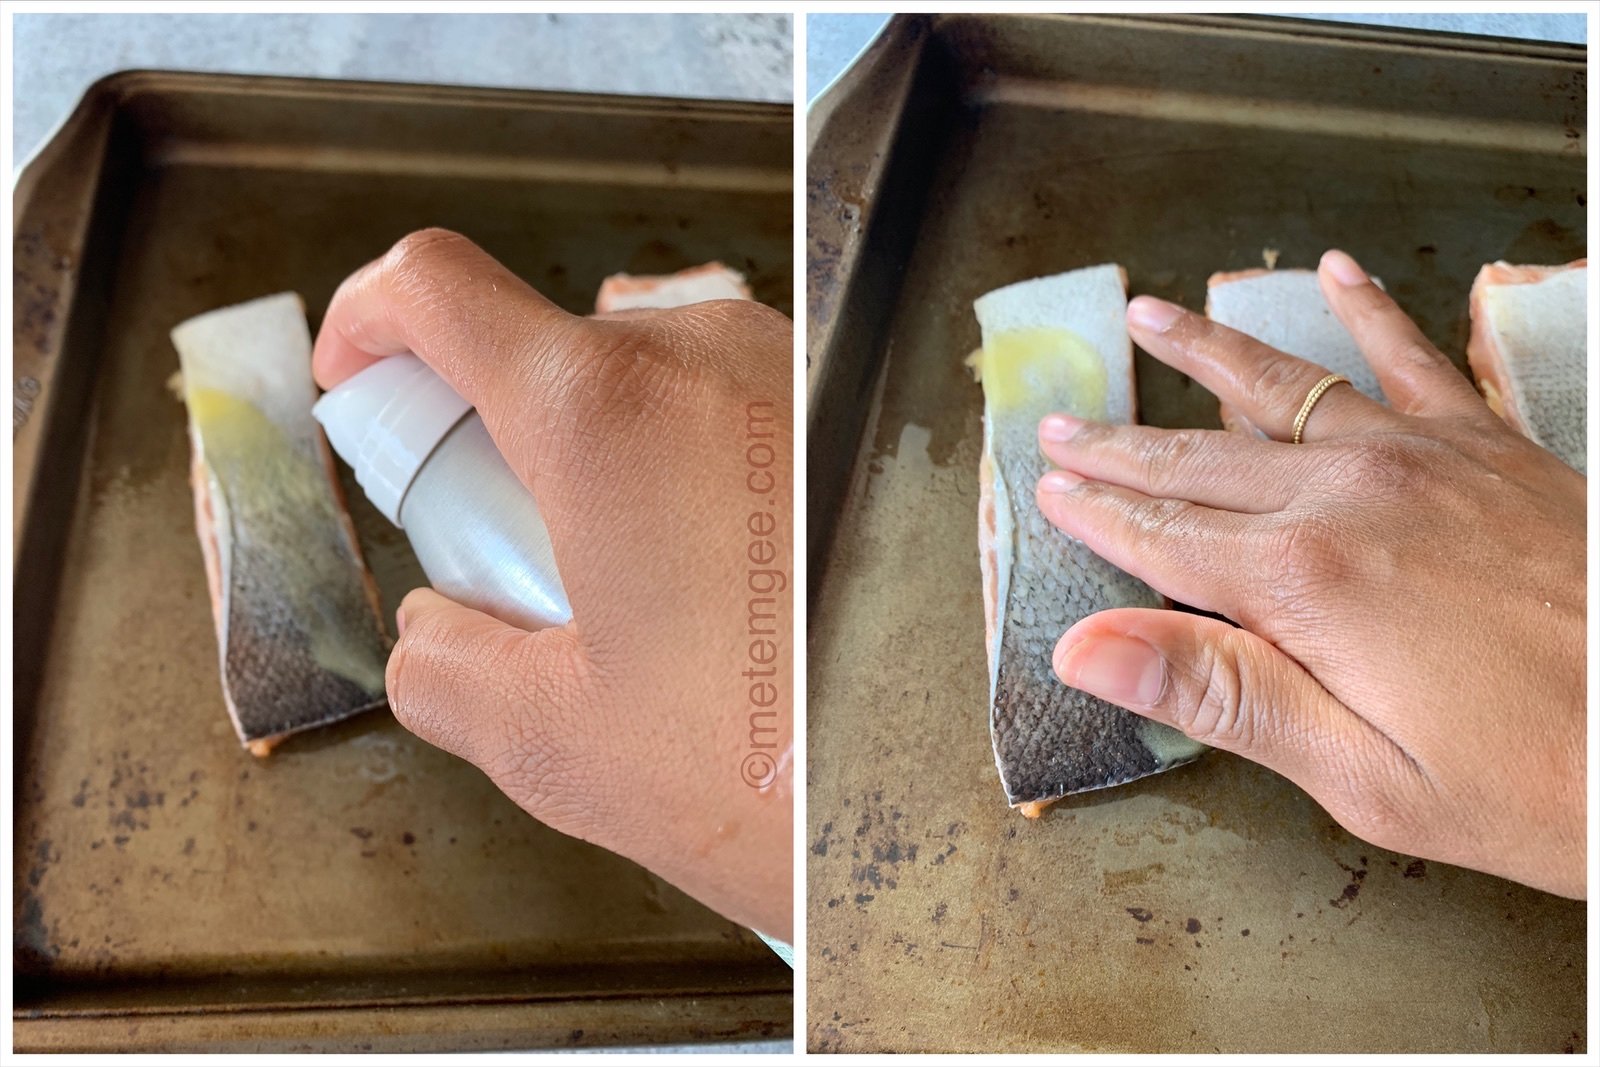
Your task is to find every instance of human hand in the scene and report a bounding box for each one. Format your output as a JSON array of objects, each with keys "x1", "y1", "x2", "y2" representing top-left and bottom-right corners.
[
  {"x1": 313, "y1": 230, "x2": 794, "y2": 940},
  {"x1": 1034, "y1": 249, "x2": 1585, "y2": 900}
]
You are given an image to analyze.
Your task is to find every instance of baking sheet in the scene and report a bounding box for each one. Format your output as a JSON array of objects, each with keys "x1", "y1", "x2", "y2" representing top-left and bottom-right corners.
[
  {"x1": 13, "y1": 70, "x2": 792, "y2": 1052},
  {"x1": 805, "y1": 14, "x2": 1586, "y2": 1053}
]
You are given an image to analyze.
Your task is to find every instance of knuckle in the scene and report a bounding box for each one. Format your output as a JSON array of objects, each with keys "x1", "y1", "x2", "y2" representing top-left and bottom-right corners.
[
  {"x1": 1130, "y1": 494, "x2": 1198, "y2": 539},
  {"x1": 1328, "y1": 434, "x2": 1437, "y2": 497},
  {"x1": 1172, "y1": 636, "x2": 1254, "y2": 749},
  {"x1": 525, "y1": 325, "x2": 669, "y2": 456},
  {"x1": 383, "y1": 227, "x2": 473, "y2": 286},
  {"x1": 1384, "y1": 337, "x2": 1446, "y2": 374},
  {"x1": 1135, "y1": 429, "x2": 1203, "y2": 494},
  {"x1": 1250, "y1": 355, "x2": 1309, "y2": 408},
  {"x1": 1264, "y1": 510, "x2": 1347, "y2": 597}
]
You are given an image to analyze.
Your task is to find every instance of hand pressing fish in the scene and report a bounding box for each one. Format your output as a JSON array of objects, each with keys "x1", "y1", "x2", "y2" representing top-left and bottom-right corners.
[
  {"x1": 971, "y1": 266, "x2": 1206, "y2": 816},
  {"x1": 172, "y1": 294, "x2": 390, "y2": 756}
]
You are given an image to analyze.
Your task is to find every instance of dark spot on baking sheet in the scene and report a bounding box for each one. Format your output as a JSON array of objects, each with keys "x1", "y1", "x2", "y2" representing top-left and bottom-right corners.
[
  {"x1": 932, "y1": 902, "x2": 947, "y2": 924},
  {"x1": 350, "y1": 827, "x2": 373, "y2": 840},
  {"x1": 1331, "y1": 858, "x2": 1368, "y2": 908},
  {"x1": 1185, "y1": 918, "x2": 1202, "y2": 934},
  {"x1": 1240, "y1": 929, "x2": 1250, "y2": 937},
  {"x1": 402, "y1": 832, "x2": 416, "y2": 845},
  {"x1": 1135, "y1": 936, "x2": 1154, "y2": 946},
  {"x1": 1125, "y1": 907, "x2": 1153, "y2": 923},
  {"x1": 855, "y1": 893, "x2": 875, "y2": 906},
  {"x1": 1403, "y1": 859, "x2": 1427, "y2": 879}
]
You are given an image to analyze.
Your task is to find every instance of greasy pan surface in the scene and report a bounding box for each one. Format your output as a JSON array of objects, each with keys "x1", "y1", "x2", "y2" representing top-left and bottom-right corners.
[
  {"x1": 806, "y1": 15, "x2": 1584, "y2": 1053},
  {"x1": 14, "y1": 71, "x2": 792, "y2": 1052}
]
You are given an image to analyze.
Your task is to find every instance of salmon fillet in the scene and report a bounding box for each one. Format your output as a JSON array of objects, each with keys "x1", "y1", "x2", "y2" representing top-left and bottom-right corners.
[
  {"x1": 171, "y1": 294, "x2": 390, "y2": 755},
  {"x1": 974, "y1": 266, "x2": 1206, "y2": 815},
  {"x1": 1466, "y1": 259, "x2": 1587, "y2": 473},
  {"x1": 595, "y1": 262, "x2": 752, "y2": 312},
  {"x1": 1206, "y1": 269, "x2": 1385, "y2": 434}
]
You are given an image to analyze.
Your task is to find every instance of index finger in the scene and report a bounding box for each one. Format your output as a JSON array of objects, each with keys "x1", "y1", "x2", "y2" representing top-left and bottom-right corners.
[{"x1": 312, "y1": 228, "x2": 590, "y2": 423}]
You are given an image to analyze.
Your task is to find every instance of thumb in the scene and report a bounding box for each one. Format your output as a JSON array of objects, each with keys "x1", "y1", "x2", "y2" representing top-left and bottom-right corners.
[
  {"x1": 1053, "y1": 608, "x2": 1405, "y2": 807},
  {"x1": 386, "y1": 587, "x2": 589, "y2": 786}
]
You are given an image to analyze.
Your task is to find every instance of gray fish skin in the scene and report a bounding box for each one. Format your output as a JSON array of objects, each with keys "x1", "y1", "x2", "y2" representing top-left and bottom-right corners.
[
  {"x1": 974, "y1": 267, "x2": 1205, "y2": 816},
  {"x1": 987, "y1": 418, "x2": 1170, "y2": 804},
  {"x1": 173, "y1": 293, "x2": 389, "y2": 754}
]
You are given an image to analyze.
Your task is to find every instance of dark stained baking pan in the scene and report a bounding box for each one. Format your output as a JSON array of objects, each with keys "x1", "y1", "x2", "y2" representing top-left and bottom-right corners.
[
  {"x1": 13, "y1": 70, "x2": 792, "y2": 1053},
  {"x1": 806, "y1": 14, "x2": 1584, "y2": 1054}
]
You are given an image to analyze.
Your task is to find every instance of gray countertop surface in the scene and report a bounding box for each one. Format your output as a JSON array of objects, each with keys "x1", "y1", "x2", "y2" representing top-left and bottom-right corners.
[{"x1": 13, "y1": 12, "x2": 793, "y2": 168}]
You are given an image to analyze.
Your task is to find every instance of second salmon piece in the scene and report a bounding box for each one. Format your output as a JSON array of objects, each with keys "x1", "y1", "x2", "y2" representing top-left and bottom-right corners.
[
  {"x1": 973, "y1": 266, "x2": 1205, "y2": 816},
  {"x1": 594, "y1": 262, "x2": 751, "y2": 312},
  {"x1": 1206, "y1": 268, "x2": 1385, "y2": 434},
  {"x1": 1466, "y1": 259, "x2": 1587, "y2": 474}
]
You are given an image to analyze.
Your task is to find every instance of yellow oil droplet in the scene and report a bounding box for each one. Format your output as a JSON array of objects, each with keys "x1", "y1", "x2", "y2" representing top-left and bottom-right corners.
[{"x1": 976, "y1": 327, "x2": 1108, "y2": 418}]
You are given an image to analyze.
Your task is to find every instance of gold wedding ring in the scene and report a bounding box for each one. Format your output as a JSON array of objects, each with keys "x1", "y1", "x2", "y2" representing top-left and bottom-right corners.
[{"x1": 1291, "y1": 374, "x2": 1350, "y2": 445}]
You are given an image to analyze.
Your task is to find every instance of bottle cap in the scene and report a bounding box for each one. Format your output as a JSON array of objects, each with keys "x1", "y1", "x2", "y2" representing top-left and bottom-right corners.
[{"x1": 312, "y1": 355, "x2": 471, "y2": 527}]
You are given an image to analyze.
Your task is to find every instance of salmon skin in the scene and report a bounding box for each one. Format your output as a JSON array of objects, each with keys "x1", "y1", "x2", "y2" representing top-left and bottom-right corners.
[
  {"x1": 1466, "y1": 259, "x2": 1587, "y2": 474},
  {"x1": 171, "y1": 293, "x2": 390, "y2": 756},
  {"x1": 595, "y1": 262, "x2": 751, "y2": 312},
  {"x1": 973, "y1": 266, "x2": 1206, "y2": 816},
  {"x1": 1206, "y1": 269, "x2": 1385, "y2": 434}
]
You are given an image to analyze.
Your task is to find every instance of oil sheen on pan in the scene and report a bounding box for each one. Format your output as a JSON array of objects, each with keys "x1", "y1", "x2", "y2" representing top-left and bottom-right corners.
[
  {"x1": 972, "y1": 265, "x2": 1206, "y2": 816},
  {"x1": 171, "y1": 293, "x2": 390, "y2": 755}
]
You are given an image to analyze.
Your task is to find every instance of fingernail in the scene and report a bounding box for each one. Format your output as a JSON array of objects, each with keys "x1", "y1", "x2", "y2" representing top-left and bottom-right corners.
[
  {"x1": 395, "y1": 606, "x2": 407, "y2": 638},
  {"x1": 1040, "y1": 413, "x2": 1083, "y2": 442},
  {"x1": 1127, "y1": 296, "x2": 1184, "y2": 333},
  {"x1": 1039, "y1": 469, "x2": 1084, "y2": 494},
  {"x1": 1057, "y1": 635, "x2": 1165, "y2": 706},
  {"x1": 1321, "y1": 249, "x2": 1367, "y2": 287}
]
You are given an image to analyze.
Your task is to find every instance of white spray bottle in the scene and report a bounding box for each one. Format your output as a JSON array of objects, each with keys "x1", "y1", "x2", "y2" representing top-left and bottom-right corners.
[{"x1": 313, "y1": 355, "x2": 569, "y2": 632}]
